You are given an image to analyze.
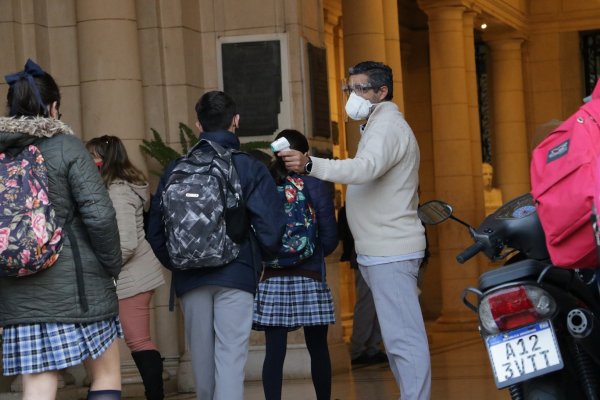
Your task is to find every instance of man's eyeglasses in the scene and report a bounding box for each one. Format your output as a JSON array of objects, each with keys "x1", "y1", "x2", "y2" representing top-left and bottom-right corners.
[{"x1": 342, "y1": 83, "x2": 376, "y2": 96}]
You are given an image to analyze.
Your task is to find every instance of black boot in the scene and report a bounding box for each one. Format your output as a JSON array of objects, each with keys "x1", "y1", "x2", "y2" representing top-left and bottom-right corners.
[{"x1": 131, "y1": 350, "x2": 165, "y2": 400}]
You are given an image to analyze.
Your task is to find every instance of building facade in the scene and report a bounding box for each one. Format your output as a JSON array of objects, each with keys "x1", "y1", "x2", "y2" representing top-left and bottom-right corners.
[{"x1": 1, "y1": 0, "x2": 599, "y2": 394}]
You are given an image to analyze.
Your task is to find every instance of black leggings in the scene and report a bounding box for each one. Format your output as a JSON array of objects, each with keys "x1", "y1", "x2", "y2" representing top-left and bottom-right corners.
[{"x1": 262, "y1": 325, "x2": 331, "y2": 400}]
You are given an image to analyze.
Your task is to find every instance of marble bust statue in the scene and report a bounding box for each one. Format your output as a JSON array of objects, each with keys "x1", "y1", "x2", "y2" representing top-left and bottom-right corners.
[{"x1": 482, "y1": 162, "x2": 503, "y2": 216}]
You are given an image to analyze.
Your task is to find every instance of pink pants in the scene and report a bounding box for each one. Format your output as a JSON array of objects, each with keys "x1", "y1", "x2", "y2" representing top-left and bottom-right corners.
[{"x1": 118, "y1": 291, "x2": 158, "y2": 352}]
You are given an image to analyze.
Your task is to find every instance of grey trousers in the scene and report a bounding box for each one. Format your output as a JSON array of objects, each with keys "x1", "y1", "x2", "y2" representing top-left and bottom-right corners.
[
  {"x1": 181, "y1": 285, "x2": 254, "y2": 400},
  {"x1": 350, "y1": 268, "x2": 382, "y2": 359},
  {"x1": 359, "y1": 259, "x2": 431, "y2": 400}
]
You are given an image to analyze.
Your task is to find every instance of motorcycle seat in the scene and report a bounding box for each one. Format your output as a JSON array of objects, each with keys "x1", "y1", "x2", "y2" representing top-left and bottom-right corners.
[{"x1": 479, "y1": 259, "x2": 549, "y2": 291}]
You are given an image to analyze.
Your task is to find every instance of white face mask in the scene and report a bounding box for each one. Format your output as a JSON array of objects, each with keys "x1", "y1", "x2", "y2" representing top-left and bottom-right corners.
[{"x1": 345, "y1": 92, "x2": 373, "y2": 120}]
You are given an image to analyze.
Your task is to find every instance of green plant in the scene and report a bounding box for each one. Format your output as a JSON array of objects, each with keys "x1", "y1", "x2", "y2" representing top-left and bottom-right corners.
[
  {"x1": 177, "y1": 122, "x2": 198, "y2": 153},
  {"x1": 140, "y1": 122, "x2": 272, "y2": 175}
]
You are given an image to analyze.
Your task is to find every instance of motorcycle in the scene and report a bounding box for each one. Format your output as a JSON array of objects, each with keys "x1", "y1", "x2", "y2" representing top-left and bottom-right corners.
[{"x1": 418, "y1": 193, "x2": 600, "y2": 399}]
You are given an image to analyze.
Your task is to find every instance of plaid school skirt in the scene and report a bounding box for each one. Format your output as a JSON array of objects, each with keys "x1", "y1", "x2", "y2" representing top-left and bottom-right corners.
[
  {"x1": 253, "y1": 276, "x2": 335, "y2": 331},
  {"x1": 2, "y1": 317, "x2": 123, "y2": 375}
]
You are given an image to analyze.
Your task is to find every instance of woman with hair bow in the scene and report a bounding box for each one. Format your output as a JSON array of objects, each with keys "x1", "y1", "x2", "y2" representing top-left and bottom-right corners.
[{"x1": 0, "y1": 59, "x2": 124, "y2": 400}]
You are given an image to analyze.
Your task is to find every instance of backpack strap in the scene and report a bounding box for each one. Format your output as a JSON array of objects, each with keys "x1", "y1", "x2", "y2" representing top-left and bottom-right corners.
[
  {"x1": 63, "y1": 209, "x2": 89, "y2": 312},
  {"x1": 65, "y1": 224, "x2": 88, "y2": 312},
  {"x1": 29, "y1": 138, "x2": 89, "y2": 310},
  {"x1": 204, "y1": 143, "x2": 247, "y2": 214},
  {"x1": 168, "y1": 276, "x2": 176, "y2": 312}
]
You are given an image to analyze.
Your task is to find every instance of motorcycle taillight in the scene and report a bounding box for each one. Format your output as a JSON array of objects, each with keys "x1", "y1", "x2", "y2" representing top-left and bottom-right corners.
[{"x1": 478, "y1": 285, "x2": 556, "y2": 334}]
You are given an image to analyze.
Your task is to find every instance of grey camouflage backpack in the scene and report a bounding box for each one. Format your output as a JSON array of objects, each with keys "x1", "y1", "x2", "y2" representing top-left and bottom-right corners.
[{"x1": 161, "y1": 139, "x2": 247, "y2": 269}]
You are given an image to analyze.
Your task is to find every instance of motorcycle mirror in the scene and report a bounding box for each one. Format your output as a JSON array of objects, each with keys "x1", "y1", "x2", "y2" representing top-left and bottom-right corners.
[{"x1": 418, "y1": 200, "x2": 453, "y2": 225}]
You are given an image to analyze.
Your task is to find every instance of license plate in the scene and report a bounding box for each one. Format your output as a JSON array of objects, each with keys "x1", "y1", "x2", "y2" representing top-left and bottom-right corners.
[{"x1": 485, "y1": 321, "x2": 563, "y2": 388}]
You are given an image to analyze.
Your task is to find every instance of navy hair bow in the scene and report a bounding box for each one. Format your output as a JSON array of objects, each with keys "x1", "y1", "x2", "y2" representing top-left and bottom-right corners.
[{"x1": 4, "y1": 58, "x2": 47, "y2": 115}]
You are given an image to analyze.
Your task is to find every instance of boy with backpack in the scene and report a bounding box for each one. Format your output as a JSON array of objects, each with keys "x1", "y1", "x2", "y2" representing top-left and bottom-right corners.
[{"x1": 146, "y1": 91, "x2": 285, "y2": 400}]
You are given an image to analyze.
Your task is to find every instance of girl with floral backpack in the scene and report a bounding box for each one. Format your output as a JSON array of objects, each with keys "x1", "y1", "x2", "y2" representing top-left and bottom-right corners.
[{"x1": 252, "y1": 129, "x2": 338, "y2": 400}]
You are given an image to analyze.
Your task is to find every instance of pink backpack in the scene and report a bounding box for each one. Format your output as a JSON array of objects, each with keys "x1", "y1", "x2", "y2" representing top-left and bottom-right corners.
[{"x1": 530, "y1": 81, "x2": 600, "y2": 269}]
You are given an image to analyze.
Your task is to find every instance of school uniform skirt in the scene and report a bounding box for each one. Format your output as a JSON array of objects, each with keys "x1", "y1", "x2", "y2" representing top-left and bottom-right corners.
[
  {"x1": 253, "y1": 276, "x2": 335, "y2": 331},
  {"x1": 2, "y1": 316, "x2": 123, "y2": 375}
]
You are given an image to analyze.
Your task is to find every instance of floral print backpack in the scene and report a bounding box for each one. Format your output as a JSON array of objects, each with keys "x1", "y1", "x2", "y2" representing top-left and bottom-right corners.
[
  {"x1": 0, "y1": 144, "x2": 64, "y2": 277},
  {"x1": 265, "y1": 175, "x2": 318, "y2": 268}
]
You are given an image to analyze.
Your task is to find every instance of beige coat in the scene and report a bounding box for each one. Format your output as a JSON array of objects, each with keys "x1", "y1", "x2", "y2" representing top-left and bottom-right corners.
[{"x1": 109, "y1": 179, "x2": 165, "y2": 299}]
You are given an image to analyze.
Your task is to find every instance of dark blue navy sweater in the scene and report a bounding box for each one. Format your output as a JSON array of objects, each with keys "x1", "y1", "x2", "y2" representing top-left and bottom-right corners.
[
  {"x1": 146, "y1": 131, "x2": 286, "y2": 296},
  {"x1": 263, "y1": 174, "x2": 338, "y2": 279}
]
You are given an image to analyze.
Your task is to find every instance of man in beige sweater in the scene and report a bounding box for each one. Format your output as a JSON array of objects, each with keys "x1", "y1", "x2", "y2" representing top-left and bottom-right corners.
[{"x1": 280, "y1": 61, "x2": 431, "y2": 400}]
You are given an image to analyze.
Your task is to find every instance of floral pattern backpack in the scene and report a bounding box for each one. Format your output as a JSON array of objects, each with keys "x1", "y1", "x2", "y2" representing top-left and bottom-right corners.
[
  {"x1": 0, "y1": 144, "x2": 64, "y2": 277},
  {"x1": 265, "y1": 175, "x2": 317, "y2": 268}
]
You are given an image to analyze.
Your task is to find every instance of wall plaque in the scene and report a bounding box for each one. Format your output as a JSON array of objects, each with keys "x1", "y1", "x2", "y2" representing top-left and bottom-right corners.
[{"x1": 222, "y1": 41, "x2": 282, "y2": 136}]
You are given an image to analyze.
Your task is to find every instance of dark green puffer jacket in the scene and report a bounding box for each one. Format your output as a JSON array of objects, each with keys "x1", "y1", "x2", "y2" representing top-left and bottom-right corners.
[{"x1": 0, "y1": 117, "x2": 122, "y2": 326}]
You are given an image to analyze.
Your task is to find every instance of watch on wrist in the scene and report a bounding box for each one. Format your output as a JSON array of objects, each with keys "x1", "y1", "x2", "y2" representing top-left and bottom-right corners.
[{"x1": 303, "y1": 157, "x2": 313, "y2": 175}]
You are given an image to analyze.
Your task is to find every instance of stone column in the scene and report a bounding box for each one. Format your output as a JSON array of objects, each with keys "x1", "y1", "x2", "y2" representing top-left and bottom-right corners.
[
  {"x1": 464, "y1": 12, "x2": 485, "y2": 223},
  {"x1": 341, "y1": 0, "x2": 386, "y2": 65},
  {"x1": 76, "y1": 0, "x2": 150, "y2": 384},
  {"x1": 324, "y1": 5, "x2": 348, "y2": 159},
  {"x1": 341, "y1": 0, "x2": 386, "y2": 156},
  {"x1": 487, "y1": 37, "x2": 531, "y2": 200},
  {"x1": 382, "y1": 0, "x2": 404, "y2": 111},
  {"x1": 419, "y1": 1, "x2": 479, "y2": 324},
  {"x1": 324, "y1": 1, "x2": 355, "y2": 343},
  {"x1": 76, "y1": 0, "x2": 146, "y2": 171}
]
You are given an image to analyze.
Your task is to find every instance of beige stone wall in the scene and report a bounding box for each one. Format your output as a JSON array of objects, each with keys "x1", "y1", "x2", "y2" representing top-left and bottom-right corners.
[
  {"x1": 3, "y1": 0, "x2": 600, "y2": 385},
  {"x1": 525, "y1": 0, "x2": 600, "y2": 152},
  {"x1": 136, "y1": 0, "x2": 205, "y2": 183},
  {"x1": 0, "y1": 0, "x2": 83, "y2": 136}
]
